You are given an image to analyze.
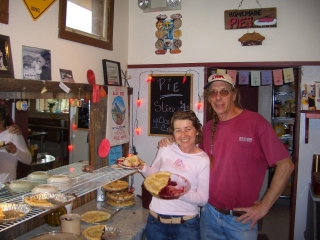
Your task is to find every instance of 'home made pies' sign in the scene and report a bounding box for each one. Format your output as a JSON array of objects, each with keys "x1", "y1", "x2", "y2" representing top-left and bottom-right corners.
[{"x1": 224, "y1": 8, "x2": 277, "y2": 30}]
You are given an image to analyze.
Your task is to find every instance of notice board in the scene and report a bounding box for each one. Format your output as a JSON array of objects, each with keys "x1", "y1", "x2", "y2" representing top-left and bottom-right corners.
[
  {"x1": 76, "y1": 101, "x2": 89, "y2": 129},
  {"x1": 148, "y1": 74, "x2": 193, "y2": 136}
]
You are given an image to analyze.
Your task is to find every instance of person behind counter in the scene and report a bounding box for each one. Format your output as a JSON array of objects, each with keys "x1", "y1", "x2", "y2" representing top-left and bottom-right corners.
[
  {"x1": 158, "y1": 74, "x2": 295, "y2": 240},
  {"x1": 138, "y1": 110, "x2": 210, "y2": 240},
  {"x1": 0, "y1": 104, "x2": 31, "y2": 182}
]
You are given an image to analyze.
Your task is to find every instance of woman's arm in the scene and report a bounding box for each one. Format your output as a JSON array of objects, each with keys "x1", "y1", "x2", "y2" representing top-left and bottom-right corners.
[{"x1": 10, "y1": 134, "x2": 32, "y2": 165}]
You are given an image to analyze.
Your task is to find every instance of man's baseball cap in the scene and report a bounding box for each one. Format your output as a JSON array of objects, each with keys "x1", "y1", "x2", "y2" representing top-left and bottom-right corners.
[{"x1": 204, "y1": 74, "x2": 235, "y2": 89}]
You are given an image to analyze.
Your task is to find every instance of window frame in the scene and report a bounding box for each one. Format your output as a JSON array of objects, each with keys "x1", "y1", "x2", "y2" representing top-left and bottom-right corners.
[{"x1": 58, "y1": 0, "x2": 114, "y2": 50}]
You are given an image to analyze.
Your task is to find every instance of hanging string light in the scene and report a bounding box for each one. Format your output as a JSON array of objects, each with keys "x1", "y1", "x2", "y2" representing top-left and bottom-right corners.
[
  {"x1": 137, "y1": 92, "x2": 141, "y2": 107},
  {"x1": 182, "y1": 71, "x2": 187, "y2": 84},
  {"x1": 197, "y1": 93, "x2": 202, "y2": 110},
  {"x1": 147, "y1": 72, "x2": 153, "y2": 82}
]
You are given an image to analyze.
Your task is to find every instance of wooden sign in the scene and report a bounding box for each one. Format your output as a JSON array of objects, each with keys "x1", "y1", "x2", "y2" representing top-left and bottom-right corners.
[
  {"x1": 224, "y1": 8, "x2": 277, "y2": 30},
  {"x1": 148, "y1": 74, "x2": 193, "y2": 136}
]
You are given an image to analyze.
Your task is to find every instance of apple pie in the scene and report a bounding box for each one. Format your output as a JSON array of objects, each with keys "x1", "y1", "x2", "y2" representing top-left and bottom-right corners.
[
  {"x1": 116, "y1": 155, "x2": 142, "y2": 168},
  {"x1": 106, "y1": 190, "x2": 134, "y2": 201},
  {"x1": 0, "y1": 207, "x2": 4, "y2": 220},
  {"x1": 82, "y1": 225, "x2": 105, "y2": 240},
  {"x1": 102, "y1": 180, "x2": 128, "y2": 192},
  {"x1": 80, "y1": 210, "x2": 111, "y2": 224},
  {"x1": 24, "y1": 196, "x2": 54, "y2": 208}
]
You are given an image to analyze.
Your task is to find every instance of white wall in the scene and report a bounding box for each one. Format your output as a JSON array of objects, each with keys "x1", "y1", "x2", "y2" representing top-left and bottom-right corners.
[
  {"x1": 128, "y1": 0, "x2": 320, "y2": 64},
  {"x1": 0, "y1": 0, "x2": 129, "y2": 84}
]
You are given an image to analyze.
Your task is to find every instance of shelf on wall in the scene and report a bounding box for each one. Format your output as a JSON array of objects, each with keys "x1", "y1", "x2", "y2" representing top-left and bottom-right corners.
[{"x1": 301, "y1": 110, "x2": 320, "y2": 143}]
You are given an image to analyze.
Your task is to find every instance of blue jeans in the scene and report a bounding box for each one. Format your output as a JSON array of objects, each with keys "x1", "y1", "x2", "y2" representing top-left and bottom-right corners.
[
  {"x1": 200, "y1": 203, "x2": 258, "y2": 240},
  {"x1": 145, "y1": 213, "x2": 200, "y2": 240}
]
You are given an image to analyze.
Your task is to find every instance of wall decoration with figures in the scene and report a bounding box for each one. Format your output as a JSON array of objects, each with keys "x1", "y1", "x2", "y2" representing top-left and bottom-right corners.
[{"x1": 155, "y1": 13, "x2": 182, "y2": 55}]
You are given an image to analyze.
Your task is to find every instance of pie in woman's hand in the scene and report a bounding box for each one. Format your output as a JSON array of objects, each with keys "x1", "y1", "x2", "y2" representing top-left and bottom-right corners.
[{"x1": 144, "y1": 171, "x2": 171, "y2": 197}]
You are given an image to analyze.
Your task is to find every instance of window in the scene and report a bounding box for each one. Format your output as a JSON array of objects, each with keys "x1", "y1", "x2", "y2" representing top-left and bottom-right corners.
[{"x1": 58, "y1": 0, "x2": 114, "y2": 50}]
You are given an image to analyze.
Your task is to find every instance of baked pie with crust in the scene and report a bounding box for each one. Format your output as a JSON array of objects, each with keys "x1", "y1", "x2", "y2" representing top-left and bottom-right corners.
[
  {"x1": 116, "y1": 155, "x2": 142, "y2": 168},
  {"x1": 102, "y1": 180, "x2": 128, "y2": 192},
  {"x1": 106, "y1": 190, "x2": 134, "y2": 201},
  {"x1": 82, "y1": 225, "x2": 105, "y2": 240},
  {"x1": 80, "y1": 210, "x2": 111, "y2": 224},
  {"x1": 144, "y1": 172, "x2": 190, "y2": 199}
]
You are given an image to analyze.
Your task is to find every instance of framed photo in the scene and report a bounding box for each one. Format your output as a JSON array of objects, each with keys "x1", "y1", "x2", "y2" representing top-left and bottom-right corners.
[
  {"x1": 102, "y1": 59, "x2": 122, "y2": 86},
  {"x1": 22, "y1": 45, "x2": 51, "y2": 80},
  {"x1": 0, "y1": 34, "x2": 14, "y2": 78},
  {"x1": 60, "y1": 69, "x2": 75, "y2": 82}
]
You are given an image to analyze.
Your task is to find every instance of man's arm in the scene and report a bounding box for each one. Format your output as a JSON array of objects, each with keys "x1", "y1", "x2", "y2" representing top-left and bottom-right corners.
[
  {"x1": 157, "y1": 135, "x2": 175, "y2": 148},
  {"x1": 6, "y1": 124, "x2": 22, "y2": 135},
  {"x1": 234, "y1": 157, "x2": 294, "y2": 228}
]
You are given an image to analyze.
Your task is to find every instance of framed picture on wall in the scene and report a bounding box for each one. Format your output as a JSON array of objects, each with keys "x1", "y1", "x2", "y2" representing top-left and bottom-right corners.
[
  {"x1": 102, "y1": 59, "x2": 122, "y2": 86},
  {"x1": 0, "y1": 34, "x2": 14, "y2": 78}
]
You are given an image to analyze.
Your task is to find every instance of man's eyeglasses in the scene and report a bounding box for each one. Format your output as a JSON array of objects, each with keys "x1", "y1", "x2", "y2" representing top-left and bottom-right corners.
[{"x1": 208, "y1": 89, "x2": 232, "y2": 98}]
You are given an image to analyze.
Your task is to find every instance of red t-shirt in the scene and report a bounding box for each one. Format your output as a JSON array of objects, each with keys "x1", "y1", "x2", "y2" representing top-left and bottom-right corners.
[{"x1": 199, "y1": 110, "x2": 290, "y2": 209}]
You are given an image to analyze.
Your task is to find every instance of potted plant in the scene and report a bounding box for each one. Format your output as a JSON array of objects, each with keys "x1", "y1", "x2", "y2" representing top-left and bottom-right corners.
[{"x1": 47, "y1": 101, "x2": 56, "y2": 112}]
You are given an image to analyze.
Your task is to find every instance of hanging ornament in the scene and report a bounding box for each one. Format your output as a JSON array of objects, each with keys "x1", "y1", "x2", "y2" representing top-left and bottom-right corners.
[
  {"x1": 72, "y1": 123, "x2": 77, "y2": 130},
  {"x1": 98, "y1": 139, "x2": 111, "y2": 158},
  {"x1": 135, "y1": 127, "x2": 140, "y2": 135}
]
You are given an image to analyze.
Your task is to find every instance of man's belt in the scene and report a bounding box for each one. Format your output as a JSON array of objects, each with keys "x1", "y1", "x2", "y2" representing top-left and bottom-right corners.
[
  {"x1": 214, "y1": 207, "x2": 246, "y2": 217},
  {"x1": 150, "y1": 210, "x2": 197, "y2": 224}
]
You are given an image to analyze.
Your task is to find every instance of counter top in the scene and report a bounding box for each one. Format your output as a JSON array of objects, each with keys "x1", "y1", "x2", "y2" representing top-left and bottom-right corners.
[
  {"x1": 0, "y1": 162, "x2": 137, "y2": 238},
  {"x1": 15, "y1": 197, "x2": 148, "y2": 240}
]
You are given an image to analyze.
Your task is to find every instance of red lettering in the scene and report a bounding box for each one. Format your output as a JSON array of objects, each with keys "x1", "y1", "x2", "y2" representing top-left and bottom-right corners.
[{"x1": 228, "y1": 17, "x2": 253, "y2": 29}]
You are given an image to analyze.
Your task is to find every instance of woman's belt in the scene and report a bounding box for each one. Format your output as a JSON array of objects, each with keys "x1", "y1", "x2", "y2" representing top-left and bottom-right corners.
[{"x1": 150, "y1": 209, "x2": 197, "y2": 224}]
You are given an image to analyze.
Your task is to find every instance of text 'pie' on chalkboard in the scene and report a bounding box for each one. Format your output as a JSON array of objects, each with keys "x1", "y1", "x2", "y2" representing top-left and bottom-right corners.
[{"x1": 148, "y1": 74, "x2": 193, "y2": 136}]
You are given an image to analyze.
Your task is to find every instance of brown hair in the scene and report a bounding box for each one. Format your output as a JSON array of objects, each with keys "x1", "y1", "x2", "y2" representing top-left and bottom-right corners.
[
  {"x1": 168, "y1": 110, "x2": 203, "y2": 144},
  {"x1": 0, "y1": 104, "x2": 10, "y2": 128}
]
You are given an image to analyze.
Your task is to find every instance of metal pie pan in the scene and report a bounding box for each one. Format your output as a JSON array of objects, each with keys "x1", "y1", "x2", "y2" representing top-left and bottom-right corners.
[{"x1": 0, "y1": 203, "x2": 31, "y2": 224}]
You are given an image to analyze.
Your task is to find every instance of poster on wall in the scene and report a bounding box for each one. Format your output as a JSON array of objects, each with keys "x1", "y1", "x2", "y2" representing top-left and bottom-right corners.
[
  {"x1": 224, "y1": 8, "x2": 277, "y2": 30},
  {"x1": 22, "y1": 46, "x2": 51, "y2": 80},
  {"x1": 106, "y1": 86, "x2": 129, "y2": 146}
]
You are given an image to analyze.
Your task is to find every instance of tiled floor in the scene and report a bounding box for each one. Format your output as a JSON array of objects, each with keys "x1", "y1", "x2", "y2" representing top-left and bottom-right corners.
[{"x1": 259, "y1": 203, "x2": 291, "y2": 240}]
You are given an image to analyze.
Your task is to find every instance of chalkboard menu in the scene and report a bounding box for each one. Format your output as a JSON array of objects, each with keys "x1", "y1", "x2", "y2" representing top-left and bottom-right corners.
[
  {"x1": 76, "y1": 101, "x2": 89, "y2": 129},
  {"x1": 148, "y1": 74, "x2": 193, "y2": 136}
]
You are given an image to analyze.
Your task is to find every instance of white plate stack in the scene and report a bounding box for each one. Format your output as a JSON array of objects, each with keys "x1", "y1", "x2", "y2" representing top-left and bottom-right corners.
[
  {"x1": 9, "y1": 180, "x2": 34, "y2": 193},
  {"x1": 27, "y1": 171, "x2": 52, "y2": 186},
  {"x1": 31, "y1": 184, "x2": 59, "y2": 195},
  {"x1": 47, "y1": 175, "x2": 72, "y2": 191}
]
